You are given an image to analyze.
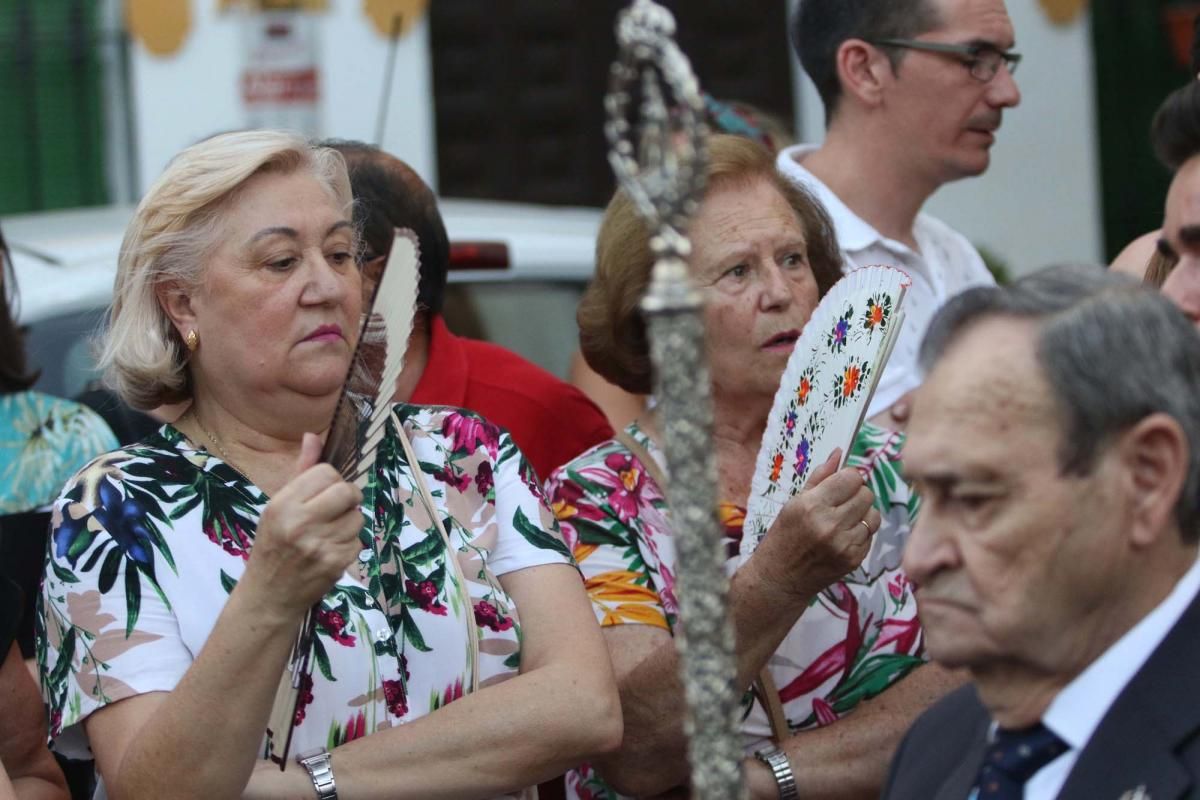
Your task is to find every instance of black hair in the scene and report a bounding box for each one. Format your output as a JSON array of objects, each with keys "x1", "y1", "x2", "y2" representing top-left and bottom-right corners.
[
  {"x1": 792, "y1": 0, "x2": 941, "y2": 123},
  {"x1": 0, "y1": 226, "x2": 39, "y2": 394},
  {"x1": 320, "y1": 140, "x2": 450, "y2": 317},
  {"x1": 1151, "y1": 80, "x2": 1200, "y2": 171}
]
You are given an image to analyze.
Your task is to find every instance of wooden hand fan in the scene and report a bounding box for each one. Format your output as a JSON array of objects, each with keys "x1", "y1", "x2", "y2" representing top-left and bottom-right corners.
[
  {"x1": 740, "y1": 265, "x2": 910, "y2": 558},
  {"x1": 263, "y1": 228, "x2": 421, "y2": 767}
]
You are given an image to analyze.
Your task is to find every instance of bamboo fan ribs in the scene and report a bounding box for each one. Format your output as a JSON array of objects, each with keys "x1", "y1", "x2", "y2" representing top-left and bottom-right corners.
[{"x1": 264, "y1": 227, "x2": 421, "y2": 767}]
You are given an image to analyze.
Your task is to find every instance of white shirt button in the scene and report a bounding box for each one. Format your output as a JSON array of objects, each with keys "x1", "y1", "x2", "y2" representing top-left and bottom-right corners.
[
  {"x1": 359, "y1": 548, "x2": 373, "y2": 563},
  {"x1": 375, "y1": 628, "x2": 391, "y2": 643}
]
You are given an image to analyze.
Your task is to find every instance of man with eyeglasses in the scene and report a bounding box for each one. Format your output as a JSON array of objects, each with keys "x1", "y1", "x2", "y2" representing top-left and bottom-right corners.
[{"x1": 778, "y1": 0, "x2": 1021, "y2": 430}]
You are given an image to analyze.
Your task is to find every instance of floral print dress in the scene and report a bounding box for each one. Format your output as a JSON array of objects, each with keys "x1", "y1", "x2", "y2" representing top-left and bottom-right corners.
[
  {"x1": 545, "y1": 421, "x2": 923, "y2": 800},
  {"x1": 39, "y1": 404, "x2": 572, "y2": 800},
  {"x1": 1, "y1": 391, "x2": 118, "y2": 514}
]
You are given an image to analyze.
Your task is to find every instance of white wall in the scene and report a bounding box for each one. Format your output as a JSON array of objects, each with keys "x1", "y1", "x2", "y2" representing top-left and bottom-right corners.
[
  {"x1": 129, "y1": 0, "x2": 436, "y2": 196},
  {"x1": 790, "y1": 0, "x2": 1104, "y2": 276}
]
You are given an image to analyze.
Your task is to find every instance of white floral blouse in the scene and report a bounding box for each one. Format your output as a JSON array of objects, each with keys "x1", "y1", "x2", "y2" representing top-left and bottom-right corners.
[{"x1": 39, "y1": 404, "x2": 571, "y2": 799}]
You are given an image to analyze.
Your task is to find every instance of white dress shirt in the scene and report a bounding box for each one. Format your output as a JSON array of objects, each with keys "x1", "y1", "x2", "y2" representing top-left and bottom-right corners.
[
  {"x1": 775, "y1": 144, "x2": 995, "y2": 417},
  {"x1": 1018, "y1": 555, "x2": 1200, "y2": 799}
]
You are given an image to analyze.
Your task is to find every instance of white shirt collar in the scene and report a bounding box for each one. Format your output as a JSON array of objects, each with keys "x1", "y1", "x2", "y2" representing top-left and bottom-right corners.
[
  {"x1": 776, "y1": 144, "x2": 911, "y2": 255},
  {"x1": 1042, "y1": 554, "x2": 1200, "y2": 750}
]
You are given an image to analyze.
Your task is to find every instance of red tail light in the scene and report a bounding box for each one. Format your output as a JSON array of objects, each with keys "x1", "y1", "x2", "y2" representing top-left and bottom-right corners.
[{"x1": 448, "y1": 241, "x2": 509, "y2": 270}]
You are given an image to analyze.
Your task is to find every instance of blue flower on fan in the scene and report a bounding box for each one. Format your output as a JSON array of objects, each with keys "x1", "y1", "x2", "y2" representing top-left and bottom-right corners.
[
  {"x1": 785, "y1": 409, "x2": 798, "y2": 433},
  {"x1": 794, "y1": 437, "x2": 811, "y2": 478},
  {"x1": 826, "y1": 308, "x2": 854, "y2": 353}
]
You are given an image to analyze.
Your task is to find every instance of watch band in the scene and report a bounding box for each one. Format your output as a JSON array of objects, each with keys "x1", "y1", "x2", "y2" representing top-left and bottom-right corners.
[
  {"x1": 754, "y1": 744, "x2": 798, "y2": 800},
  {"x1": 296, "y1": 748, "x2": 338, "y2": 800}
]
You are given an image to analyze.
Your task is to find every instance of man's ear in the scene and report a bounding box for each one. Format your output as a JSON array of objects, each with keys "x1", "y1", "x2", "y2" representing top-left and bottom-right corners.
[
  {"x1": 156, "y1": 280, "x2": 197, "y2": 342},
  {"x1": 835, "y1": 39, "x2": 892, "y2": 109},
  {"x1": 1117, "y1": 413, "x2": 1189, "y2": 548}
]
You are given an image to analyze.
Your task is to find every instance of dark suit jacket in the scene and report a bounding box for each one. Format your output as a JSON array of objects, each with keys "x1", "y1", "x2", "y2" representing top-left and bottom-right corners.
[{"x1": 882, "y1": 589, "x2": 1200, "y2": 800}]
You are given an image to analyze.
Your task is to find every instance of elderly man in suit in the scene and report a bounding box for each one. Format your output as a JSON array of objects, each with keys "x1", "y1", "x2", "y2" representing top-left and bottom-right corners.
[{"x1": 883, "y1": 265, "x2": 1200, "y2": 799}]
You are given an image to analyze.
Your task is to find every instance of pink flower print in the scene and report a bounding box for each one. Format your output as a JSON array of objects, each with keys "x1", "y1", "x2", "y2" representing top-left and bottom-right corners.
[
  {"x1": 344, "y1": 710, "x2": 368, "y2": 742},
  {"x1": 877, "y1": 616, "x2": 922, "y2": 655},
  {"x1": 206, "y1": 517, "x2": 253, "y2": 560},
  {"x1": 549, "y1": 479, "x2": 606, "y2": 523},
  {"x1": 382, "y1": 678, "x2": 409, "y2": 717},
  {"x1": 443, "y1": 677, "x2": 465, "y2": 706},
  {"x1": 293, "y1": 671, "x2": 315, "y2": 726},
  {"x1": 433, "y1": 465, "x2": 471, "y2": 493},
  {"x1": 888, "y1": 573, "x2": 910, "y2": 603},
  {"x1": 812, "y1": 697, "x2": 840, "y2": 727},
  {"x1": 475, "y1": 461, "x2": 494, "y2": 496},
  {"x1": 316, "y1": 608, "x2": 357, "y2": 647},
  {"x1": 405, "y1": 579, "x2": 448, "y2": 615},
  {"x1": 474, "y1": 599, "x2": 515, "y2": 632},
  {"x1": 442, "y1": 411, "x2": 501, "y2": 458},
  {"x1": 602, "y1": 452, "x2": 645, "y2": 524}
]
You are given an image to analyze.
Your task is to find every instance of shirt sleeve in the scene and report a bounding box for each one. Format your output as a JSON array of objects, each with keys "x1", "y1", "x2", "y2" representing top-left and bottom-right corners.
[
  {"x1": 39, "y1": 456, "x2": 192, "y2": 760},
  {"x1": 545, "y1": 445, "x2": 671, "y2": 630},
  {"x1": 486, "y1": 429, "x2": 576, "y2": 577}
]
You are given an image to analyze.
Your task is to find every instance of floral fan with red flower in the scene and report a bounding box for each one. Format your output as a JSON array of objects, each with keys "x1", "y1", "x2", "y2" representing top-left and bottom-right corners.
[{"x1": 741, "y1": 265, "x2": 910, "y2": 558}]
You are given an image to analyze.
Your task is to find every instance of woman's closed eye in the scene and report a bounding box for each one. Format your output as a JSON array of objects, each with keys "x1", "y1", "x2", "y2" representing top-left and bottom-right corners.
[{"x1": 267, "y1": 255, "x2": 299, "y2": 271}]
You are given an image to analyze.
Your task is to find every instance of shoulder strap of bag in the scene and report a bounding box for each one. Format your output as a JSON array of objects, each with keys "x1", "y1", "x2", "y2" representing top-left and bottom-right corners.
[{"x1": 392, "y1": 409, "x2": 480, "y2": 694}]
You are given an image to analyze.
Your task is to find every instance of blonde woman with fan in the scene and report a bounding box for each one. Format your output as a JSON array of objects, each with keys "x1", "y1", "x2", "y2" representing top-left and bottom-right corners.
[
  {"x1": 546, "y1": 135, "x2": 961, "y2": 800},
  {"x1": 37, "y1": 130, "x2": 621, "y2": 800}
]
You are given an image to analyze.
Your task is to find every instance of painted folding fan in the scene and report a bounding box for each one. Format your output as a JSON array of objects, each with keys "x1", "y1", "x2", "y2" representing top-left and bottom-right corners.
[
  {"x1": 263, "y1": 228, "x2": 421, "y2": 767},
  {"x1": 740, "y1": 265, "x2": 910, "y2": 558}
]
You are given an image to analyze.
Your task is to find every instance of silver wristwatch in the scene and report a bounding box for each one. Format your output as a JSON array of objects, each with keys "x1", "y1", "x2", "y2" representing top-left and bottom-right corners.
[
  {"x1": 754, "y1": 744, "x2": 798, "y2": 800},
  {"x1": 296, "y1": 748, "x2": 338, "y2": 800}
]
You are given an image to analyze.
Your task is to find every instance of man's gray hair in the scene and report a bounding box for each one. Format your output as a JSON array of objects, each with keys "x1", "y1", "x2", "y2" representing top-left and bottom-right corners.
[{"x1": 920, "y1": 264, "x2": 1200, "y2": 541}]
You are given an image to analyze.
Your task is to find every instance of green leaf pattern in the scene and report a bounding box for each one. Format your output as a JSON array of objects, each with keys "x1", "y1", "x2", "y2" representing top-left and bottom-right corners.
[{"x1": 38, "y1": 405, "x2": 571, "y2": 771}]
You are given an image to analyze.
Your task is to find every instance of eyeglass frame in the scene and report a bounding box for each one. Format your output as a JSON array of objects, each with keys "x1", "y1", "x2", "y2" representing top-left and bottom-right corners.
[{"x1": 867, "y1": 38, "x2": 1021, "y2": 82}]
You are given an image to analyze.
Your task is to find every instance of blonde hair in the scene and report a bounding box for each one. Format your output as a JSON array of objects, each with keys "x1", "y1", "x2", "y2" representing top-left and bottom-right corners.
[
  {"x1": 579, "y1": 134, "x2": 843, "y2": 394},
  {"x1": 99, "y1": 130, "x2": 353, "y2": 410}
]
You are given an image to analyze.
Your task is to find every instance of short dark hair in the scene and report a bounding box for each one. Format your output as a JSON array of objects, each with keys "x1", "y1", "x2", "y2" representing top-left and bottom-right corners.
[
  {"x1": 1151, "y1": 80, "x2": 1200, "y2": 171},
  {"x1": 321, "y1": 140, "x2": 450, "y2": 317},
  {"x1": 0, "y1": 226, "x2": 39, "y2": 394},
  {"x1": 792, "y1": 0, "x2": 942, "y2": 123},
  {"x1": 920, "y1": 264, "x2": 1200, "y2": 541}
]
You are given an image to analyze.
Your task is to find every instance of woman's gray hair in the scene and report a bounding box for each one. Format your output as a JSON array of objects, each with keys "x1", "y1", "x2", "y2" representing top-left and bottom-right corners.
[
  {"x1": 98, "y1": 129, "x2": 353, "y2": 410},
  {"x1": 920, "y1": 263, "x2": 1200, "y2": 541}
]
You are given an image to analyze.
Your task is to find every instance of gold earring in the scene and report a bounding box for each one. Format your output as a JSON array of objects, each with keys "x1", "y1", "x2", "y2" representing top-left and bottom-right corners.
[{"x1": 185, "y1": 329, "x2": 199, "y2": 352}]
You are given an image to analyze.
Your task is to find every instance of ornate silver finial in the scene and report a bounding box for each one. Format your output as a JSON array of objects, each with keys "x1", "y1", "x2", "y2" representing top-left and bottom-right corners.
[
  {"x1": 605, "y1": 3, "x2": 745, "y2": 799},
  {"x1": 605, "y1": 0, "x2": 708, "y2": 262}
]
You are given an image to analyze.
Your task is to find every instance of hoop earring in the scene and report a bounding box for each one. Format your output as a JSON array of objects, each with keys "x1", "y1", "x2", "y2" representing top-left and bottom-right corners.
[{"x1": 185, "y1": 329, "x2": 199, "y2": 352}]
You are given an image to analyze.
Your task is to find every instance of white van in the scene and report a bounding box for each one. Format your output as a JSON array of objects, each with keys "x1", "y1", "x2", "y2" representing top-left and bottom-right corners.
[{"x1": 6, "y1": 199, "x2": 601, "y2": 399}]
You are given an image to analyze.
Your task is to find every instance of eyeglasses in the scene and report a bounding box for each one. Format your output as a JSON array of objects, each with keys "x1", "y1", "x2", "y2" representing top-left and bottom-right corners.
[{"x1": 868, "y1": 38, "x2": 1021, "y2": 82}]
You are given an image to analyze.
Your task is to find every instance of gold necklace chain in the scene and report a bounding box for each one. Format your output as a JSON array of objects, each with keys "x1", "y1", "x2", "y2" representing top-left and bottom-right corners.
[{"x1": 187, "y1": 408, "x2": 246, "y2": 475}]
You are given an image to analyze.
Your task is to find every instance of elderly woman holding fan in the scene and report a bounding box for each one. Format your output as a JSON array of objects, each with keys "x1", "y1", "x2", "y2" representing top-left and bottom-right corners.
[
  {"x1": 38, "y1": 130, "x2": 620, "y2": 800},
  {"x1": 547, "y1": 135, "x2": 959, "y2": 800}
]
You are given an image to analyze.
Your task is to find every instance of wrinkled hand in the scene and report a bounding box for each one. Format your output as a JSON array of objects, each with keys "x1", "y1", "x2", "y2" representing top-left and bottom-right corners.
[
  {"x1": 242, "y1": 433, "x2": 365, "y2": 618},
  {"x1": 755, "y1": 449, "x2": 880, "y2": 601}
]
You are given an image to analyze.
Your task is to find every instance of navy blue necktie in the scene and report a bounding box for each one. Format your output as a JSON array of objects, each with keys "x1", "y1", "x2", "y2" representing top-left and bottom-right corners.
[{"x1": 972, "y1": 723, "x2": 1068, "y2": 799}]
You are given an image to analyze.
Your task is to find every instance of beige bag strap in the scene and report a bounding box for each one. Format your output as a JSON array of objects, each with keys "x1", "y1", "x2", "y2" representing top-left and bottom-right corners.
[
  {"x1": 392, "y1": 409, "x2": 480, "y2": 694},
  {"x1": 616, "y1": 426, "x2": 790, "y2": 742},
  {"x1": 752, "y1": 668, "x2": 790, "y2": 743}
]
